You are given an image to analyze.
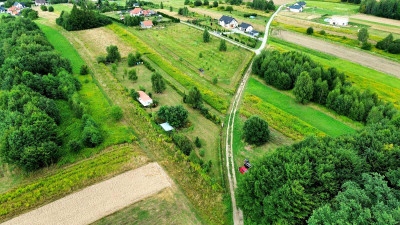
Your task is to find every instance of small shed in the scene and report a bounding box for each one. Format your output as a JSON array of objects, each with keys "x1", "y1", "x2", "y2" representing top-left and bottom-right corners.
[
  {"x1": 160, "y1": 122, "x2": 174, "y2": 132},
  {"x1": 137, "y1": 91, "x2": 153, "y2": 107},
  {"x1": 330, "y1": 16, "x2": 348, "y2": 26}
]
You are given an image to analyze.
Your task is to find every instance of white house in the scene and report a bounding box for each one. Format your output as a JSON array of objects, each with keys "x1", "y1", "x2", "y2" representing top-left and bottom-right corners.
[
  {"x1": 330, "y1": 16, "x2": 349, "y2": 26},
  {"x1": 137, "y1": 91, "x2": 153, "y2": 106},
  {"x1": 238, "y1": 22, "x2": 253, "y2": 33},
  {"x1": 141, "y1": 20, "x2": 153, "y2": 28},
  {"x1": 288, "y1": 4, "x2": 303, "y2": 13},
  {"x1": 219, "y1": 15, "x2": 238, "y2": 29},
  {"x1": 294, "y1": 1, "x2": 306, "y2": 7},
  {"x1": 35, "y1": 0, "x2": 48, "y2": 6},
  {"x1": 130, "y1": 7, "x2": 143, "y2": 16}
]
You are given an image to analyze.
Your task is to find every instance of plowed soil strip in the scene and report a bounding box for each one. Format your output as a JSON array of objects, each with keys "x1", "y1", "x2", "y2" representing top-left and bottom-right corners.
[
  {"x1": 274, "y1": 30, "x2": 400, "y2": 79},
  {"x1": 2, "y1": 163, "x2": 171, "y2": 225}
]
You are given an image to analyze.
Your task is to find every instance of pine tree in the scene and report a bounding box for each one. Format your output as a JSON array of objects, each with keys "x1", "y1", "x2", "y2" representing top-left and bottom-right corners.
[
  {"x1": 219, "y1": 39, "x2": 227, "y2": 51},
  {"x1": 203, "y1": 29, "x2": 210, "y2": 43}
]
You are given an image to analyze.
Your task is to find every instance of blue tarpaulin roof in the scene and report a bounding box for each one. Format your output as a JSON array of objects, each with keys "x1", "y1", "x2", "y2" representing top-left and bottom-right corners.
[{"x1": 160, "y1": 122, "x2": 174, "y2": 132}]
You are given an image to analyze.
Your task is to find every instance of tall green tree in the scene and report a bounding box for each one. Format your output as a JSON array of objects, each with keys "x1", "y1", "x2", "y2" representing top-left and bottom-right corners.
[
  {"x1": 242, "y1": 116, "x2": 270, "y2": 145},
  {"x1": 151, "y1": 72, "x2": 166, "y2": 93},
  {"x1": 157, "y1": 105, "x2": 188, "y2": 128},
  {"x1": 219, "y1": 39, "x2": 227, "y2": 51},
  {"x1": 203, "y1": 29, "x2": 210, "y2": 43},
  {"x1": 106, "y1": 45, "x2": 121, "y2": 63},
  {"x1": 358, "y1": 27, "x2": 369, "y2": 43},
  {"x1": 293, "y1": 71, "x2": 314, "y2": 104}
]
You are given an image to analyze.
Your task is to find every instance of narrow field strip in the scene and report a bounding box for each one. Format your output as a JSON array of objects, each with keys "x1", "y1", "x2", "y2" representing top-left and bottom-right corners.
[
  {"x1": 2, "y1": 163, "x2": 170, "y2": 225},
  {"x1": 246, "y1": 78, "x2": 355, "y2": 137}
]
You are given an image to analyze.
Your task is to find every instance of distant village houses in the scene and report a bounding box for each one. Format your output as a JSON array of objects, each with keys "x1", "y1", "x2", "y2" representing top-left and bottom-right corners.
[
  {"x1": 130, "y1": 8, "x2": 156, "y2": 17},
  {"x1": 219, "y1": 15, "x2": 238, "y2": 29},
  {"x1": 35, "y1": 0, "x2": 48, "y2": 6},
  {"x1": 287, "y1": 1, "x2": 306, "y2": 13}
]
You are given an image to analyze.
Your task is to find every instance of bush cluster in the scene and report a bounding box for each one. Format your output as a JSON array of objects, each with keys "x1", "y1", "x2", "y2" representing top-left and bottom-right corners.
[
  {"x1": 56, "y1": 5, "x2": 111, "y2": 31},
  {"x1": 376, "y1": 33, "x2": 400, "y2": 54}
]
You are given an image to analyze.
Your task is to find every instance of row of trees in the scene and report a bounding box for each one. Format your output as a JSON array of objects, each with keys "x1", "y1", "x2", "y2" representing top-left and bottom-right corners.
[
  {"x1": 252, "y1": 50, "x2": 397, "y2": 123},
  {"x1": 250, "y1": 0, "x2": 275, "y2": 11},
  {"x1": 0, "y1": 17, "x2": 84, "y2": 171},
  {"x1": 360, "y1": 0, "x2": 400, "y2": 20},
  {"x1": 237, "y1": 117, "x2": 400, "y2": 224},
  {"x1": 56, "y1": 5, "x2": 111, "y2": 31},
  {"x1": 376, "y1": 33, "x2": 400, "y2": 54}
]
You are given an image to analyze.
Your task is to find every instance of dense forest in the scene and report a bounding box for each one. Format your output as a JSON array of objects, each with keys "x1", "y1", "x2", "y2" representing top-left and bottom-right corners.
[
  {"x1": 238, "y1": 50, "x2": 400, "y2": 224},
  {"x1": 56, "y1": 5, "x2": 111, "y2": 31},
  {"x1": 237, "y1": 118, "x2": 400, "y2": 224},
  {"x1": 360, "y1": 0, "x2": 400, "y2": 20},
  {"x1": 0, "y1": 17, "x2": 101, "y2": 172},
  {"x1": 252, "y1": 50, "x2": 397, "y2": 124}
]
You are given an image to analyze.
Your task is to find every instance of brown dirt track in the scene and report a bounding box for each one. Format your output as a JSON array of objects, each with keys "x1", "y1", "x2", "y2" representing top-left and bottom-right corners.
[{"x1": 274, "y1": 30, "x2": 400, "y2": 79}]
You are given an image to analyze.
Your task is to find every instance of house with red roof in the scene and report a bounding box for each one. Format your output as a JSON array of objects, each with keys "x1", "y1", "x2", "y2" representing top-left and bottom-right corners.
[
  {"x1": 137, "y1": 91, "x2": 153, "y2": 106},
  {"x1": 141, "y1": 20, "x2": 153, "y2": 29},
  {"x1": 130, "y1": 8, "x2": 143, "y2": 16}
]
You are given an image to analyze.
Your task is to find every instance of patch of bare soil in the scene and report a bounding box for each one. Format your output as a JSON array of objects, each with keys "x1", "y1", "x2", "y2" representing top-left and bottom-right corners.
[
  {"x1": 2, "y1": 163, "x2": 172, "y2": 225},
  {"x1": 273, "y1": 30, "x2": 400, "y2": 78},
  {"x1": 351, "y1": 13, "x2": 400, "y2": 27}
]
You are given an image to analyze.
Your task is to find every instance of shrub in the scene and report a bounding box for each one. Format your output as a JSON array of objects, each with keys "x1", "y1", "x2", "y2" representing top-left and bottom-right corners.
[
  {"x1": 110, "y1": 106, "x2": 123, "y2": 121},
  {"x1": 213, "y1": 1, "x2": 218, "y2": 7},
  {"x1": 40, "y1": 5, "x2": 48, "y2": 11},
  {"x1": 219, "y1": 39, "x2": 227, "y2": 51},
  {"x1": 68, "y1": 139, "x2": 82, "y2": 153},
  {"x1": 319, "y1": 30, "x2": 326, "y2": 35},
  {"x1": 106, "y1": 45, "x2": 121, "y2": 63},
  {"x1": 186, "y1": 86, "x2": 203, "y2": 109},
  {"x1": 212, "y1": 77, "x2": 218, "y2": 84},
  {"x1": 173, "y1": 134, "x2": 194, "y2": 155},
  {"x1": 199, "y1": 149, "x2": 205, "y2": 157},
  {"x1": 195, "y1": 137, "x2": 202, "y2": 148},
  {"x1": 243, "y1": 116, "x2": 270, "y2": 145},
  {"x1": 203, "y1": 29, "x2": 210, "y2": 43},
  {"x1": 128, "y1": 69, "x2": 138, "y2": 81},
  {"x1": 157, "y1": 105, "x2": 188, "y2": 128},
  {"x1": 81, "y1": 114, "x2": 103, "y2": 147},
  {"x1": 130, "y1": 89, "x2": 139, "y2": 99},
  {"x1": 80, "y1": 65, "x2": 89, "y2": 75},
  {"x1": 306, "y1": 27, "x2": 314, "y2": 35},
  {"x1": 48, "y1": 6, "x2": 54, "y2": 12},
  {"x1": 388, "y1": 40, "x2": 400, "y2": 54},
  {"x1": 361, "y1": 41, "x2": 372, "y2": 50},
  {"x1": 128, "y1": 52, "x2": 141, "y2": 66},
  {"x1": 97, "y1": 56, "x2": 107, "y2": 64},
  {"x1": 194, "y1": 0, "x2": 202, "y2": 6},
  {"x1": 151, "y1": 72, "x2": 166, "y2": 93}
]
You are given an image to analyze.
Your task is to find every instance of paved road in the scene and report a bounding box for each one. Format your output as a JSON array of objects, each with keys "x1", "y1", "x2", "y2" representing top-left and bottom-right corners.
[
  {"x1": 274, "y1": 30, "x2": 400, "y2": 79},
  {"x1": 224, "y1": 4, "x2": 286, "y2": 225},
  {"x1": 2, "y1": 163, "x2": 171, "y2": 225}
]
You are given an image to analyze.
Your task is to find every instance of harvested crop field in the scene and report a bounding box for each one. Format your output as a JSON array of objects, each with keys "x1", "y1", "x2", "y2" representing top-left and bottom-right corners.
[
  {"x1": 350, "y1": 14, "x2": 400, "y2": 27},
  {"x1": 2, "y1": 163, "x2": 172, "y2": 225},
  {"x1": 274, "y1": 30, "x2": 400, "y2": 78}
]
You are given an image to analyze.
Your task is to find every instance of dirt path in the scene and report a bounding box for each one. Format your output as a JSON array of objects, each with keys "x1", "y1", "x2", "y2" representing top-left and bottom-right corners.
[
  {"x1": 2, "y1": 163, "x2": 172, "y2": 225},
  {"x1": 274, "y1": 30, "x2": 400, "y2": 79}
]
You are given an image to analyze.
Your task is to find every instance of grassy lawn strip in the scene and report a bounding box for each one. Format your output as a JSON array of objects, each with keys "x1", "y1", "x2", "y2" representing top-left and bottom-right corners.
[
  {"x1": 241, "y1": 94, "x2": 325, "y2": 140},
  {"x1": 246, "y1": 78, "x2": 355, "y2": 137},
  {"x1": 0, "y1": 145, "x2": 147, "y2": 222},
  {"x1": 269, "y1": 37, "x2": 400, "y2": 109},
  {"x1": 108, "y1": 23, "x2": 229, "y2": 113}
]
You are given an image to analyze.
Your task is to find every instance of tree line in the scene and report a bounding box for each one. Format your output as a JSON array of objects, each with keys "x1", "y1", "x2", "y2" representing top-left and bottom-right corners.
[
  {"x1": 376, "y1": 33, "x2": 400, "y2": 54},
  {"x1": 250, "y1": 0, "x2": 275, "y2": 11},
  {"x1": 360, "y1": 0, "x2": 400, "y2": 20},
  {"x1": 0, "y1": 17, "x2": 86, "y2": 172},
  {"x1": 252, "y1": 50, "x2": 397, "y2": 124},
  {"x1": 237, "y1": 117, "x2": 400, "y2": 224},
  {"x1": 56, "y1": 4, "x2": 111, "y2": 31}
]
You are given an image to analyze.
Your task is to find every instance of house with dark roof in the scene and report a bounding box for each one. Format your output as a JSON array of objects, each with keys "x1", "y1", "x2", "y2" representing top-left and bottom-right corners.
[
  {"x1": 249, "y1": 30, "x2": 259, "y2": 37},
  {"x1": 219, "y1": 15, "x2": 238, "y2": 29},
  {"x1": 133, "y1": 3, "x2": 140, "y2": 7},
  {"x1": 295, "y1": 1, "x2": 306, "y2": 7},
  {"x1": 0, "y1": 7, "x2": 6, "y2": 13},
  {"x1": 35, "y1": 0, "x2": 48, "y2": 6},
  {"x1": 288, "y1": 4, "x2": 303, "y2": 13},
  {"x1": 238, "y1": 22, "x2": 253, "y2": 33},
  {"x1": 13, "y1": 2, "x2": 26, "y2": 9}
]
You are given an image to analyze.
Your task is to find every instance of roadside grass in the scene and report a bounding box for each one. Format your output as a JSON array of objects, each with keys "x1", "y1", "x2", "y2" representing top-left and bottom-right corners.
[
  {"x1": 246, "y1": 78, "x2": 356, "y2": 137},
  {"x1": 0, "y1": 144, "x2": 148, "y2": 222},
  {"x1": 93, "y1": 188, "x2": 202, "y2": 225},
  {"x1": 269, "y1": 37, "x2": 400, "y2": 109},
  {"x1": 110, "y1": 61, "x2": 222, "y2": 181}
]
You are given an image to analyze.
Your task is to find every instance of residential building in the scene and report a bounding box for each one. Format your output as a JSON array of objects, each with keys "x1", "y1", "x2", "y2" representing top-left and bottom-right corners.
[
  {"x1": 35, "y1": 0, "x2": 48, "y2": 6},
  {"x1": 130, "y1": 7, "x2": 143, "y2": 16},
  {"x1": 0, "y1": 7, "x2": 6, "y2": 13},
  {"x1": 238, "y1": 22, "x2": 254, "y2": 33},
  {"x1": 141, "y1": 20, "x2": 153, "y2": 28},
  {"x1": 13, "y1": 2, "x2": 26, "y2": 9},
  {"x1": 137, "y1": 91, "x2": 153, "y2": 106},
  {"x1": 219, "y1": 15, "x2": 238, "y2": 28},
  {"x1": 288, "y1": 4, "x2": 303, "y2": 13}
]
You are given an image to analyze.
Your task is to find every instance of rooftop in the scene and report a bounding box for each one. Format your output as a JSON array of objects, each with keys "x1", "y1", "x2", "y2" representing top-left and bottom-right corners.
[{"x1": 160, "y1": 122, "x2": 174, "y2": 132}]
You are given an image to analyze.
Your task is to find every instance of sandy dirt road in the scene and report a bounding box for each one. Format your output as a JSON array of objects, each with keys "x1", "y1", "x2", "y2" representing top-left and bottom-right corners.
[
  {"x1": 274, "y1": 30, "x2": 400, "y2": 79},
  {"x1": 2, "y1": 163, "x2": 172, "y2": 225}
]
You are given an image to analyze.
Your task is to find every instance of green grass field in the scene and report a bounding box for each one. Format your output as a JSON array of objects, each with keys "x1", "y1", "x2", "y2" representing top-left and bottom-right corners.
[
  {"x1": 51, "y1": 3, "x2": 73, "y2": 13},
  {"x1": 246, "y1": 78, "x2": 355, "y2": 137},
  {"x1": 269, "y1": 37, "x2": 400, "y2": 109},
  {"x1": 304, "y1": 1, "x2": 359, "y2": 15}
]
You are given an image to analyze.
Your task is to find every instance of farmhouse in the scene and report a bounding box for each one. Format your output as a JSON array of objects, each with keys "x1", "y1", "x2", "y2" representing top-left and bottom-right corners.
[
  {"x1": 137, "y1": 91, "x2": 153, "y2": 106},
  {"x1": 130, "y1": 8, "x2": 143, "y2": 16},
  {"x1": 0, "y1": 7, "x2": 6, "y2": 13},
  {"x1": 238, "y1": 23, "x2": 253, "y2": 33},
  {"x1": 330, "y1": 16, "x2": 348, "y2": 26},
  {"x1": 219, "y1": 15, "x2": 238, "y2": 29},
  {"x1": 35, "y1": 0, "x2": 48, "y2": 6},
  {"x1": 141, "y1": 20, "x2": 153, "y2": 28},
  {"x1": 288, "y1": 4, "x2": 303, "y2": 13},
  {"x1": 143, "y1": 9, "x2": 156, "y2": 17}
]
